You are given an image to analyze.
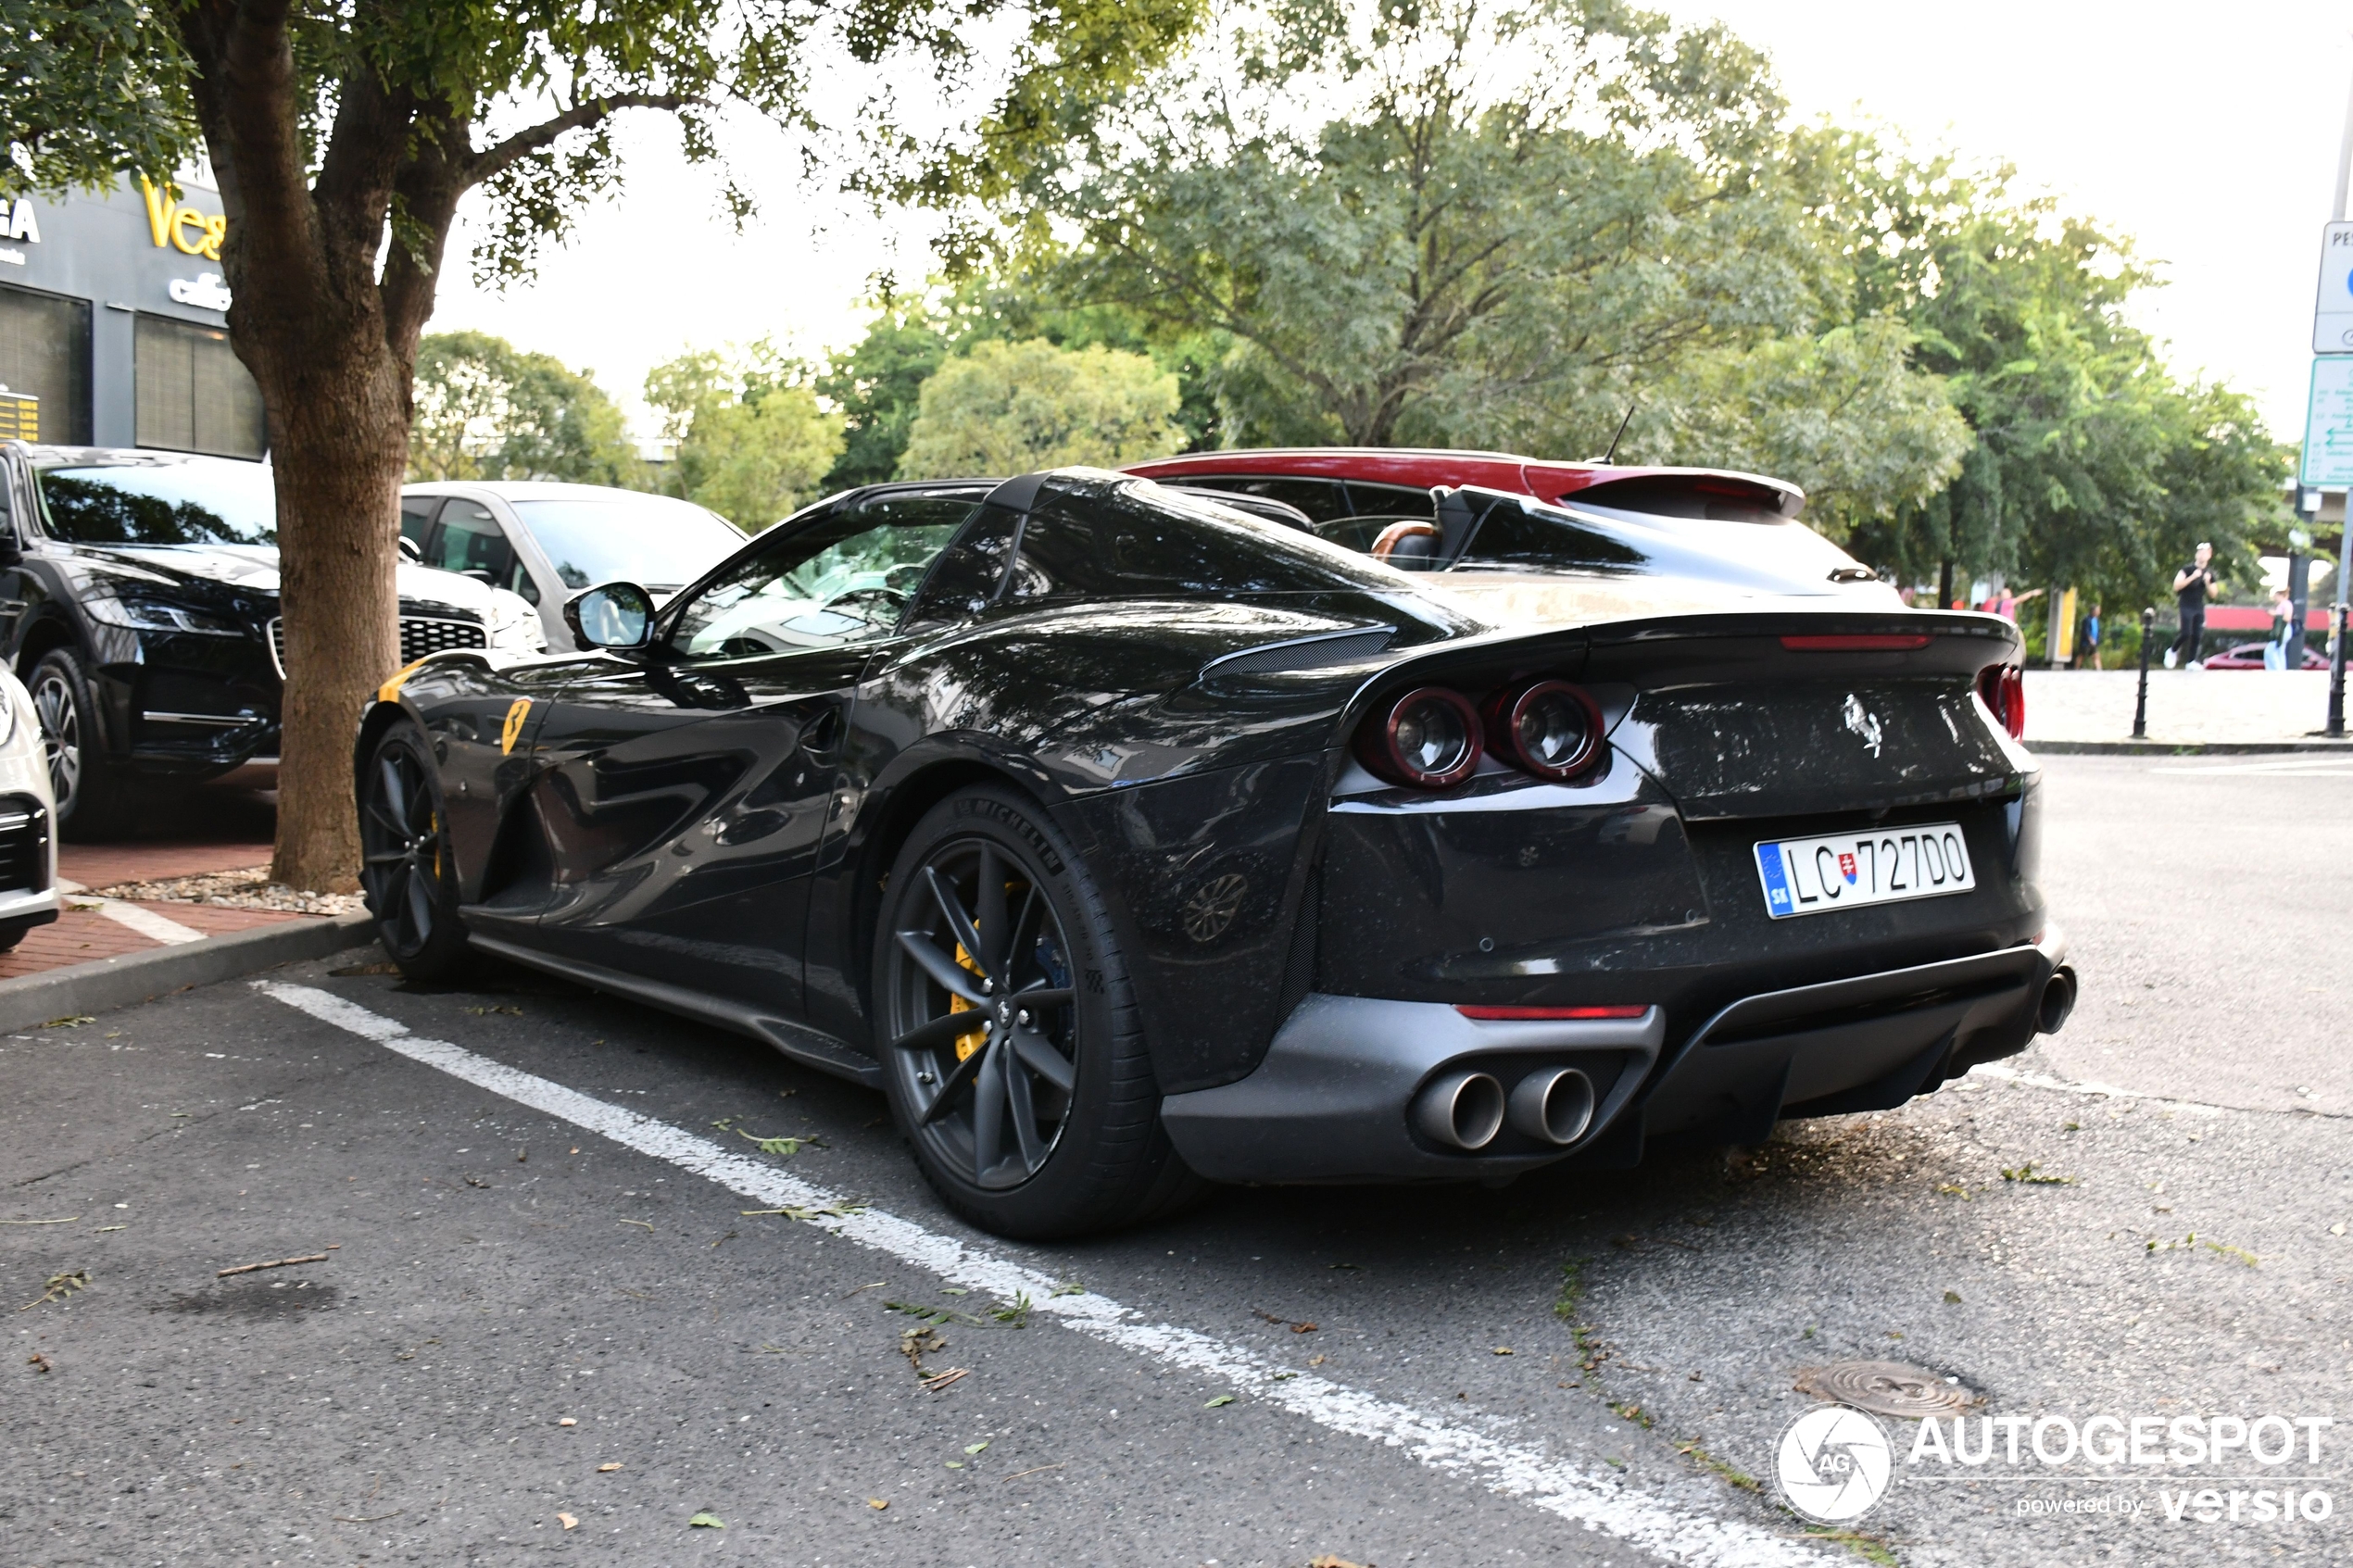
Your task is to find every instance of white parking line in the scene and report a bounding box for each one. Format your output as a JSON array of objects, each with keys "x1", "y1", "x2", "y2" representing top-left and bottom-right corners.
[
  {"x1": 255, "y1": 980, "x2": 1827, "y2": 1568},
  {"x1": 93, "y1": 900, "x2": 206, "y2": 945}
]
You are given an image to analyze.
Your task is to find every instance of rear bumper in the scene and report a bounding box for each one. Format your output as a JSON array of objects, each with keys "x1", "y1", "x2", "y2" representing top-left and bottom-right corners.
[{"x1": 1160, "y1": 933, "x2": 2069, "y2": 1185}]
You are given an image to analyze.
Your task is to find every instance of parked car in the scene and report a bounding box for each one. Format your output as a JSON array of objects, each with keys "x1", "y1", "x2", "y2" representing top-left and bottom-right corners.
[
  {"x1": 1124, "y1": 446, "x2": 1897, "y2": 603},
  {"x1": 0, "y1": 661, "x2": 61, "y2": 950},
  {"x1": 0, "y1": 444, "x2": 545, "y2": 835},
  {"x1": 400, "y1": 481, "x2": 747, "y2": 651},
  {"x1": 2201, "y1": 641, "x2": 2329, "y2": 671},
  {"x1": 357, "y1": 467, "x2": 2071, "y2": 1238}
]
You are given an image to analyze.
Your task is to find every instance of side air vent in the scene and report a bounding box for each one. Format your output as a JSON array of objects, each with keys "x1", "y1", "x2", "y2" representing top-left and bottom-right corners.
[{"x1": 1200, "y1": 627, "x2": 1394, "y2": 680}]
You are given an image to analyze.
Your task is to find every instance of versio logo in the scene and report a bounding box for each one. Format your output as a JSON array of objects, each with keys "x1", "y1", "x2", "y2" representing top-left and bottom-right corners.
[{"x1": 1778, "y1": 1404, "x2": 1893, "y2": 1523}]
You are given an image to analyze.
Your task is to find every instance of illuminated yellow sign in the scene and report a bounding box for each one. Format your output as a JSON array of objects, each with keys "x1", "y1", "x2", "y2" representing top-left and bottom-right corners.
[{"x1": 139, "y1": 177, "x2": 226, "y2": 261}]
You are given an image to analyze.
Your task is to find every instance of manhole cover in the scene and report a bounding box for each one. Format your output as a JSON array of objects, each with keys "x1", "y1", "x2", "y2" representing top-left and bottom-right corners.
[{"x1": 1793, "y1": 1361, "x2": 1980, "y2": 1417}]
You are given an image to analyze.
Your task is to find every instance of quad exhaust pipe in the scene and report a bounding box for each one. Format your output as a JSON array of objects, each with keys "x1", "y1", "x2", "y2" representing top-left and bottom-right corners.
[
  {"x1": 1412, "y1": 1071, "x2": 1506, "y2": 1150},
  {"x1": 1509, "y1": 1067, "x2": 1595, "y2": 1146},
  {"x1": 1412, "y1": 1065, "x2": 1598, "y2": 1151},
  {"x1": 2037, "y1": 965, "x2": 2078, "y2": 1035}
]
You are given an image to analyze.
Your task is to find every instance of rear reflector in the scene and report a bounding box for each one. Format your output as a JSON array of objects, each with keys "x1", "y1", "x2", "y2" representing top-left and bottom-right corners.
[
  {"x1": 1455, "y1": 1004, "x2": 1649, "y2": 1021},
  {"x1": 1780, "y1": 634, "x2": 1933, "y2": 651}
]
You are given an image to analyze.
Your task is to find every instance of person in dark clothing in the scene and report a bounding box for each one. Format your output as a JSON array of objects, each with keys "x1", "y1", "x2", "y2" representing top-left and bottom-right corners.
[{"x1": 2170, "y1": 543, "x2": 2216, "y2": 668}]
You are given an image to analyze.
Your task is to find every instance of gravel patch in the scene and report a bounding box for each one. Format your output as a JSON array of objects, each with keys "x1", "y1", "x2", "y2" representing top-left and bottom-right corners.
[{"x1": 87, "y1": 865, "x2": 367, "y2": 916}]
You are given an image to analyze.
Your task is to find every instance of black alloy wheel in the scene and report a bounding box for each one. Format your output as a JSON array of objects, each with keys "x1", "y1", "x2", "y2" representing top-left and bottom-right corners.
[
  {"x1": 29, "y1": 646, "x2": 138, "y2": 839},
  {"x1": 359, "y1": 722, "x2": 468, "y2": 978},
  {"x1": 876, "y1": 787, "x2": 1203, "y2": 1237}
]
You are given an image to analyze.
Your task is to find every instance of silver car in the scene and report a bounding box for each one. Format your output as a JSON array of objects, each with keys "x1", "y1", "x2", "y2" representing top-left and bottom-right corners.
[{"x1": 399, "y1": 481, "x2": 749, "y2": 651}]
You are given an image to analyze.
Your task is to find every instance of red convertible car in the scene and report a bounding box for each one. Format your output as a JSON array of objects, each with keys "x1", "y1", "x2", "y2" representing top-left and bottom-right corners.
[{"x1": 1123, "y1": 446, "x2": 1891, "y2": 601}]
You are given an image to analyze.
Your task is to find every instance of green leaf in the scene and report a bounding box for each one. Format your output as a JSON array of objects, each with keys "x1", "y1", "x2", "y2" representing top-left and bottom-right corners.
[
  {"x1": 686, "y1": 1512, "x2": 724, "y2": 1529},
  {"x1": 1204, "y1": 1394, "x2": 1235, "y2": 1408}
]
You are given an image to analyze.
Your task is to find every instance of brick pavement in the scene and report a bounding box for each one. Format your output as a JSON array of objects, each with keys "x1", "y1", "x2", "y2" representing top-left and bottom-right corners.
[{"x1": 0, "y1": 787, "x2": 337, "y2": 986}]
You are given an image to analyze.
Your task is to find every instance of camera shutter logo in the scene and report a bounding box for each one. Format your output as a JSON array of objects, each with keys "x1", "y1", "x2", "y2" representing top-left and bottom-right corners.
[{"x1": 1778, "y1": 1404, "x2": 1894, "y2": 1523}]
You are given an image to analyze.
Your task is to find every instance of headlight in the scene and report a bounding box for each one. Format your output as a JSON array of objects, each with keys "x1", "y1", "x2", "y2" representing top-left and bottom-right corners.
[
  {"x1": 482, "y1": 591, "x2": 547, "y2": 654},
  {"x1": 83, "y1": 596, "x2": 245, "y2": 634}
]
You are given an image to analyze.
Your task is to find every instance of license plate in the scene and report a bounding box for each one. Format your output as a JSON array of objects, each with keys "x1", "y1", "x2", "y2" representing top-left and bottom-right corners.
[{"x1": 1754, "y1": 823, "x2": 1974, "y2": 919}]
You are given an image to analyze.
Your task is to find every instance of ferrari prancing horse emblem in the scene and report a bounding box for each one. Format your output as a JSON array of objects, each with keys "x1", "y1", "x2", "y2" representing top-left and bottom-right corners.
[
  {"x1": 499, "y1": 697, "x2": 533, "y2": 756},
  {"x1": 1841, "y1": 693, "x2": 1883, "y2": 759}
]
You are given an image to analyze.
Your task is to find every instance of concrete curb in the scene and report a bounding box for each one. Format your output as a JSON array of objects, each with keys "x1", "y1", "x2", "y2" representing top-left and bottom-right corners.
[
  {"x1": 2029, "y1": 739, "x2": 2353, "y2": 755},
  {"x1": 0, "y1": 911, "x2": 377, "y2": 1033}
]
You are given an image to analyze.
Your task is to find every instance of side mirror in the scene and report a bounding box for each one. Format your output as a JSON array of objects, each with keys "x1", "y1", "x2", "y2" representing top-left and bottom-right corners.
[
  {"x1": 397, "y1": 535, "x2": 422, "y2": 563},
  {"x1": 564, "y1": 582, "x2": 654, "y2": 650}
]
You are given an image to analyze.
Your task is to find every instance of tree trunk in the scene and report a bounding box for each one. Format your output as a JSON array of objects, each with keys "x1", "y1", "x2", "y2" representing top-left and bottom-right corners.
[{"x1": 249, "y1": 342, "x2": 406, "y2": 893}]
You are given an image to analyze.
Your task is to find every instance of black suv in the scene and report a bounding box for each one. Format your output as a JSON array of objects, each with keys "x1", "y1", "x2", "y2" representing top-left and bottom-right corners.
[{"x1": 0, "y1": 444, "x2": 546, "y2": 835}]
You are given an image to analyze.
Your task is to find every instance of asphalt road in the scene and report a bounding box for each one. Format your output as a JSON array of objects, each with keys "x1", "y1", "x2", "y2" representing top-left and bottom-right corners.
[{"x1": 4, "y1": 756, "x2": 2349, "y2": 1568}]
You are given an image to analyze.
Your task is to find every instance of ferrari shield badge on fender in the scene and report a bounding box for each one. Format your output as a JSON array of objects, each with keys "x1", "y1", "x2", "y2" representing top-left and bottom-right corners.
[{"x1": 500, "y1": 697, "x2": 533, "y2": 755}]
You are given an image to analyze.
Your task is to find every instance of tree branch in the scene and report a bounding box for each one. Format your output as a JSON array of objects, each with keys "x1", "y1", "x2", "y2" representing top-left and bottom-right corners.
[{"x1": 469, "y1": 94, "x2": 697, "y2": 183}]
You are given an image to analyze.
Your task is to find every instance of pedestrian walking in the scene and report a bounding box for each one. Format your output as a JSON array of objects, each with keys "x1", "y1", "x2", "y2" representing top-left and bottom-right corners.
[
  {"x1": 2267, "y1": 587, "x2": 2293, "y2": 671},
  {"x1": 2080, "y1": 603, "x2": 2103, "y2": 671},
  {"x1": 2169, "y1": 543, "x2": 2216, "y2": 668}
]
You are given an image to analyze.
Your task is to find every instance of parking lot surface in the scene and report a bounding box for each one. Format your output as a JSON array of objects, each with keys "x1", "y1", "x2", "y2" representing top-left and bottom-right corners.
[{"x1": 5, "y1": 756, "x2": 2349, "y2": 1567}]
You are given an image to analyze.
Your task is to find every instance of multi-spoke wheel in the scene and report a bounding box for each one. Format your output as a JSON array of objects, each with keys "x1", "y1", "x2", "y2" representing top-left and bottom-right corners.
[
  {"x1": 359, "y1": 721, "x2": 467, "y2": 978},
  {"x1": 875, "y1": 787, "x2": 1205, "y2": 1238},
  {"x1": 29, "y1": 646, "x2": 138, "y2": 838}
]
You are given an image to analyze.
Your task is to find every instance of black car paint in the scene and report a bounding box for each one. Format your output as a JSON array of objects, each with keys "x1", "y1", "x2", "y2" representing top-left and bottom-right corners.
[
  {"x1": 0, "y1": 444, "x2": 501, "y2": 784},
  {"x1": 364, "y1": 470, "x2": 2047, "y2": 1162}
]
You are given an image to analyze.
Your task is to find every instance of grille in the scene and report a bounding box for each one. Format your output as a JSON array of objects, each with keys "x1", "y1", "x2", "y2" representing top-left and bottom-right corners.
[
  {"x1": 266, "y1": 616, "x2": 487, "y2": 679},
  {"x1": 0, "y1": 796, "x2": 52, "y2": 894}
]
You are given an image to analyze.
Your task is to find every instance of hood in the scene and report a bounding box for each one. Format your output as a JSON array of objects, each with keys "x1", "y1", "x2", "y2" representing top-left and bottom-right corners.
[{"x1": 72, "y1": 544, "x2": 503, "y2": 621}]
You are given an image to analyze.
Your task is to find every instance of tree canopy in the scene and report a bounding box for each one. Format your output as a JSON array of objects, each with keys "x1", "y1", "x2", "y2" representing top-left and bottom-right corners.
[
  {"x1": 898, "y1": 337, "x2": 1183, "y2": 478},
  {"x1": 409, "y1": 331, "x2": 641, "y2": 485},
  {"x1": 646, "y1": 345, "x2": 845, "y2": 529},
  {"x1": 1812, "y1": 132, "x2": 2290, "y2": 609}
]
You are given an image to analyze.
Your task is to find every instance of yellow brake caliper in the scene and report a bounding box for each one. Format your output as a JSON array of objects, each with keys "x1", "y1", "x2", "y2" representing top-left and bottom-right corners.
[
  {"x1": 950, "y1": 943, "x2": 986, "y2": 1061},
  {"x1": 948, "y1": 880, "x2": 1027, "y2": 1061}
]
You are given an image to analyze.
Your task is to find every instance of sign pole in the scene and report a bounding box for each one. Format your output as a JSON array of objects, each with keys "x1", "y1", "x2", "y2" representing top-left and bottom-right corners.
[{"x1": 2323, "y1": 65, "x2": 2353, "y2": 734}]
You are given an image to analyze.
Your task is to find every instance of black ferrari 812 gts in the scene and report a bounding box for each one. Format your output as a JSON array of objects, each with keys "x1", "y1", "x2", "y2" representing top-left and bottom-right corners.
[{"x1": 357, "y1": 468, "x2": 2074, "y2": 1236}]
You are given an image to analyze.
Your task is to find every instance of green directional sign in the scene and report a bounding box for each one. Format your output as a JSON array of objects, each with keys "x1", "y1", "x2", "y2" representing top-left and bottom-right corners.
[{"x1": 2302, "y1": 358, "x2": 2353, "y2": 487}]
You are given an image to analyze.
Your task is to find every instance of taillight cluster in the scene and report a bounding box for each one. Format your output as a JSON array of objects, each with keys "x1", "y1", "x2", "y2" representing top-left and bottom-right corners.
[
  {"x1": 1978, "y1": 665, "x2": 2026, "y2": 740},
  {"x1": 1355, "y1": 681, "x2": 1606, "y2": 789}
]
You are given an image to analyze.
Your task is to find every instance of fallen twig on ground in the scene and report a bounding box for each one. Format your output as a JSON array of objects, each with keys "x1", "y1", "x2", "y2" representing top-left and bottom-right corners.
[{"x1": 218, "y1": 1252, "x2": 330, "y2": 1278}]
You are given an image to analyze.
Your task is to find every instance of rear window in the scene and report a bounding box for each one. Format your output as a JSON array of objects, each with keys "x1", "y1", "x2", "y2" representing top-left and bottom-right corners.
[
  {"x1": 1006, "y1": 477, "x2": 1411, "y2": 601},
  {"x1": 35, "y1": 459, "x2": 277, "y2": 546},
  {"x1": 1454, "y1": 502, "x2": 1650, "y2": 572}
]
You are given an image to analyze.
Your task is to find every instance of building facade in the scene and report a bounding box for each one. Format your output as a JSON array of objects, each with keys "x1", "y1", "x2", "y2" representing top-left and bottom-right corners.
[{"x1": 0, "y1": 165, "x2": 266, "y2": 458}]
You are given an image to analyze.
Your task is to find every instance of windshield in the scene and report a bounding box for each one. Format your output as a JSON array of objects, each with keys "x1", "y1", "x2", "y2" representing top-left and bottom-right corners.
[
  {"x1": 507, "y1": 495, "x2": 745, "y2": 592},
  {"x1": 35, "y1": 460, "x2": 278, "y2": 546},
  {"x1": 669, "y1": 495, "x2": 978, "y2": 657}
]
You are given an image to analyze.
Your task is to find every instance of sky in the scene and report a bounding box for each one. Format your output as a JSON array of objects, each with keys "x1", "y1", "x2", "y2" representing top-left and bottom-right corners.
[{"x1": 427, "y1": 2, "x2": 2353, "y2": 445}]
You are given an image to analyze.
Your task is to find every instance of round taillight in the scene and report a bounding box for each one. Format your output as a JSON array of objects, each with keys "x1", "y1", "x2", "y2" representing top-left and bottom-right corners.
[
  {"x1": 1481, "y1": 680, "x2": 1603, "y2": 780},
  {"x1": 1356, "y1": 686, "x2": 1482, "y2": 787}
]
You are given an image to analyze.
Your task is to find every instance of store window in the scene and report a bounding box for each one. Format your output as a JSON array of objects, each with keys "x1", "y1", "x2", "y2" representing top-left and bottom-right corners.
[
  {"x1": 0, "y1": 284, "x2": 94, "y2": 445},
  {"x1": 135, "y1": 314, "x2": 267, "y2": 458}
]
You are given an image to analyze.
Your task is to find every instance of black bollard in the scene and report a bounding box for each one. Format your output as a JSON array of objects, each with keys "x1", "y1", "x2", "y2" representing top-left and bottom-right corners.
[
  {"x1": 2133, "y1": 607, "x2": 2155, "y2": 740},
  {"x1": 2332, "y1": 598, "x2": 2348, "y2": 739}
]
